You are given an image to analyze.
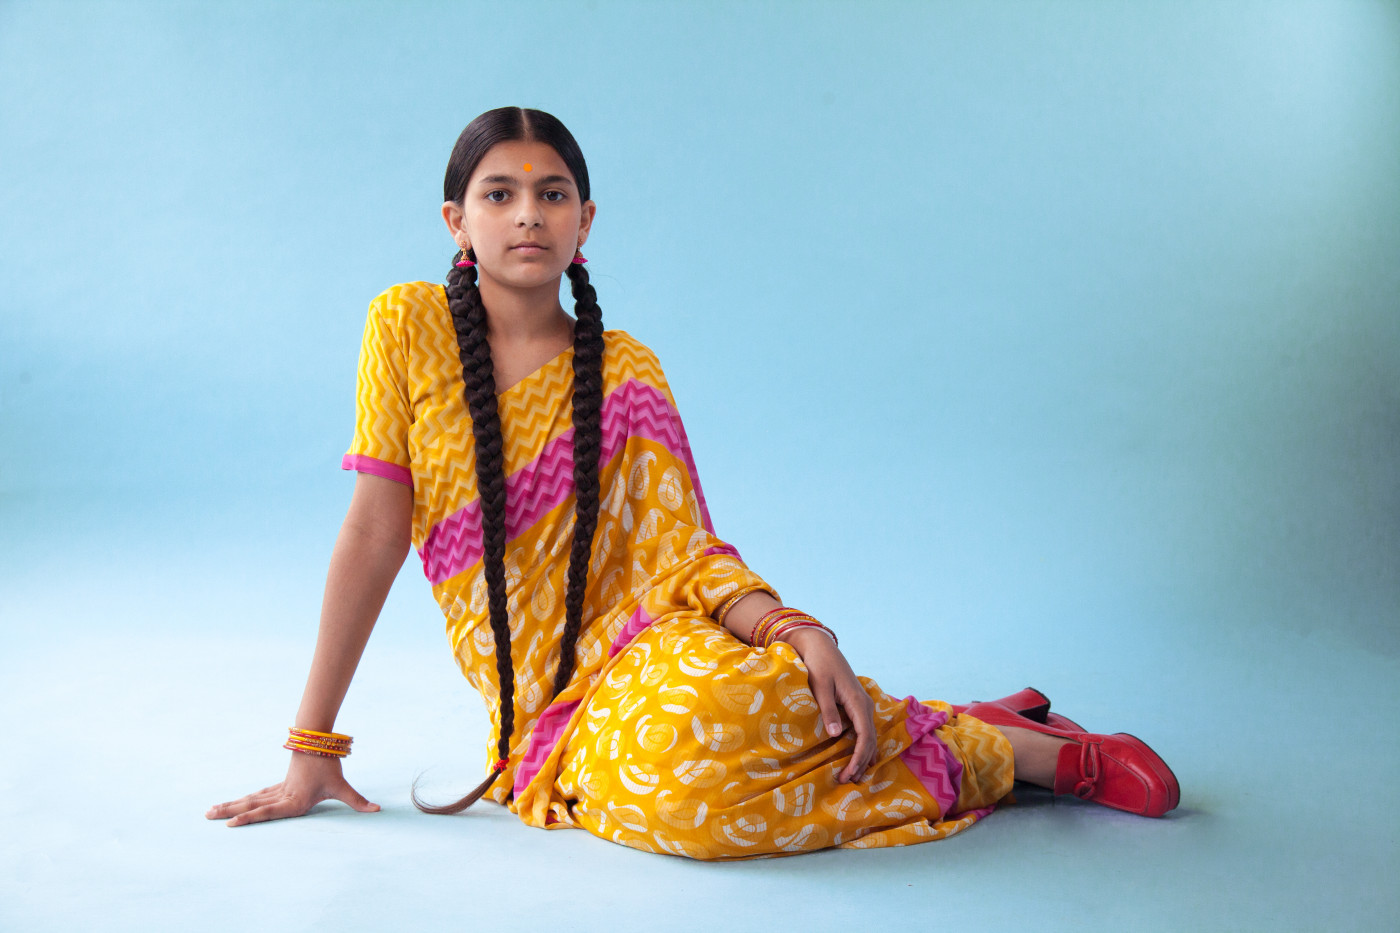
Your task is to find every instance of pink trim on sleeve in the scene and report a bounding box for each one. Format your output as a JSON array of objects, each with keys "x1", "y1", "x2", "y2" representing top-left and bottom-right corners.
[{"x1": 341, "y1": 454, "x2": 413, "y2": 488}]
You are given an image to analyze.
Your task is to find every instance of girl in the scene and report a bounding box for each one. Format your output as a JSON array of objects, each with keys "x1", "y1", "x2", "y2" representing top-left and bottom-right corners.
[{"x1": 206, "y1": 107, "x2": 1178, "y2": 859}]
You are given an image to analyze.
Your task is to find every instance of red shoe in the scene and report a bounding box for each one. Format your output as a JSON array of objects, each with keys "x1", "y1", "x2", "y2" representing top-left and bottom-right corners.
[
  {"x1": 961, "y1": 701, "x2": 1180, "y2": 818},
  {"x1": 951, "y1": 687, "x2": 1086, "y2": 732}
]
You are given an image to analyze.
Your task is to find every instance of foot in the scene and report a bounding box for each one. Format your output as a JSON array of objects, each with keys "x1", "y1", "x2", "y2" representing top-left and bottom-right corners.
[{"x1": 962, "y1": 701, "x2": 1180, "y2": 817}]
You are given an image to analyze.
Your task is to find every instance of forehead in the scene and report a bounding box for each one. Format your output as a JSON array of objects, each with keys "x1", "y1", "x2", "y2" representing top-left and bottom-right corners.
[{"x1": 471, "y1": 140, "x2": 574, "y2": 187}]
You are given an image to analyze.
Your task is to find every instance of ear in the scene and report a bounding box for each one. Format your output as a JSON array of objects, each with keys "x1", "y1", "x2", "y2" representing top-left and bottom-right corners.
[
  {"x1": 442, "y1": 200, "x2": 468, "y2": 249},
  {"x1": 576, "y1": 200, "x2": 597, "y2": 249}
]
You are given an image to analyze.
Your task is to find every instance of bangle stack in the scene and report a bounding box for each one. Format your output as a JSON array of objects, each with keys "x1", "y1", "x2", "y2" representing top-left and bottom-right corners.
[
  {"x1": 284, "y1": 727, "x2": 353, "y2": 759},
  {"x1": 750, "y1": 606, "x2": 838, "y2": 649}
]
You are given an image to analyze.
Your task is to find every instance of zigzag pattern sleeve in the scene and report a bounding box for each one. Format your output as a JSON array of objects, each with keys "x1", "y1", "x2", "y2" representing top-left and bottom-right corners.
[{"x1": 342, "y1": 291, "x2": 414, "y2": 488}]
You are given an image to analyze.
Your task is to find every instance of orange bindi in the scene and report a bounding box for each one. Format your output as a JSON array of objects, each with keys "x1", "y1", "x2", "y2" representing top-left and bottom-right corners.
[{"x1": 523, "y1": 163, "x2": 533, "y2": 171}]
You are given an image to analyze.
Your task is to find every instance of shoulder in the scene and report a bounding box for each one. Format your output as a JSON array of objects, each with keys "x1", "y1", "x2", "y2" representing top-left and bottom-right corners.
[
  {"x1": 602, "y1": 329, "x2": 669, "y2": 387},
  {"x1": 366, "y1": 280, "x2": 447, "y2": 328}
]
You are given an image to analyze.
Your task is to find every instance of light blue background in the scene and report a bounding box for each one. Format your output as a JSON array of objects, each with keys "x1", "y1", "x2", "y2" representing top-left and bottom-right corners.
[{"x1": 2, "y1": 1, "x2": 1397, "y2": 931}]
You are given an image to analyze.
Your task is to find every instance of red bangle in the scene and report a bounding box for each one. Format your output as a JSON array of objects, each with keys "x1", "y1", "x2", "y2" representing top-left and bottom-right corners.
[
  {"x1": 769, "y1": 619, "x2": 838, "y2": 647},
  {"x1": 751, "y1": 607, "x2": 810, "y2": 647}
]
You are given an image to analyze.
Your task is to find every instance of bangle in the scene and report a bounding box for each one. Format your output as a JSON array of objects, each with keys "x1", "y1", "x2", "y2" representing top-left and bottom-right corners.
[
  {"x1": 286, "y1": 727, "x2": 352, "y2": 758},
  {"x1": 750, "y1": 606, "x2": 837, "y2": 649},
  {"x1": 769, "y1": 619, "x2": 839, "y2": 647},
  {"x1": 713, "y1": 590, "x2": 750, "y2": 626},
  {"x1": 750, "y1": 607, "x2": 809, "y2": 647},
  {"x1": 284, "y1": 741, "x2": 348, "y2": 759}
]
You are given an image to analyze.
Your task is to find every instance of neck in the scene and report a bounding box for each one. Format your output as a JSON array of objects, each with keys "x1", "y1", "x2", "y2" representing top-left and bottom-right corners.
[{"x1": 476, "y1": 270, "x2": 573, "y2": 342}]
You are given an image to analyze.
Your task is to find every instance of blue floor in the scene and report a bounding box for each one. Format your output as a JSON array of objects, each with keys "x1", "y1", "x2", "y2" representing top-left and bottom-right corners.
[{"x1": 2, "y1": 491, "x2": 1396, "y2": 932}]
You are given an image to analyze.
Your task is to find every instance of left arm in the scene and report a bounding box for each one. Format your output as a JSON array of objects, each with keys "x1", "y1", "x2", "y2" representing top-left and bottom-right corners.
[{"x1": 722, "y1": 591, "x2": 877, "y2": 785}]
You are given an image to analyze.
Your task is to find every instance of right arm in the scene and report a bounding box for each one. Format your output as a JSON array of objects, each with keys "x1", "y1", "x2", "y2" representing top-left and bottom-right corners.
[{"x1": 205, "y1": 471, "x2": 413, "y2": 826}]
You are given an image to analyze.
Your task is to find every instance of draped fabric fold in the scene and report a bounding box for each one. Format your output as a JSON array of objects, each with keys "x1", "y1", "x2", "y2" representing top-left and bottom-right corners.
[{"x1": 343, "y1": 282, "x2": 1014, "y2": 859}]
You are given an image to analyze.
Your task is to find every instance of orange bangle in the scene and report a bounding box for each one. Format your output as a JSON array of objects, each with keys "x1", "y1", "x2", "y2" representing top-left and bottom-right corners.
[
  {"x1": 287, "y1": 733, "x2": 351, "y2": 748},
  {"x1": 285, "y1": 741, "x2": 349, "y2": 759},
  {"x1": 287, "y1": 727, "x2": 352, "y2": 758}
]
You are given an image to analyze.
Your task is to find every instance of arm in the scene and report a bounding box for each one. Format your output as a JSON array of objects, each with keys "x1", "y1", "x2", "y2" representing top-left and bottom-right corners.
[
  {"x1": 206, "y1": 472, "x2": 413, "y2": 826},
  {"x1": 296, "y1": 472, "x2": 413, "y2": 731},
  {"x1": 721, "y1": 591, "x2": 877, "y2": 786}
]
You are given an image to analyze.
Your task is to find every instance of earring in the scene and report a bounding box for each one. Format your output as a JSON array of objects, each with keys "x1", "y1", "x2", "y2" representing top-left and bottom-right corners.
[
  {"x1": 455, "y1": 244, "x2": 476, "y2": 268},
  {"x1": 572, "y1": 249, "x2": 587, "y2": 265}
]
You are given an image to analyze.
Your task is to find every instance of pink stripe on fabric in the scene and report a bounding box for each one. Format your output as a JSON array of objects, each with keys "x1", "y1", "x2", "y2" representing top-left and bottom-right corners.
[
  {"x1": 421, "y1": 379, "x2": 715, "y2": 585},
  {"x1": 341, "y1": 454, "x2": 413, "y2": 488},
  {"x1": 703, "y1": 543, "x2": 744, "y2": 562},
  {"x1": 899, "y1": 696, "x2": 963, "y2": 815},
  {"x1": 608, "y1": 605, "x2": 656, "y2": 659},
  {"x1": 512, "y1": 605, "x2": 656, "y2": 797},
  {"x1": 512, "y1": 699, "x2": 581, "y2": 797}
]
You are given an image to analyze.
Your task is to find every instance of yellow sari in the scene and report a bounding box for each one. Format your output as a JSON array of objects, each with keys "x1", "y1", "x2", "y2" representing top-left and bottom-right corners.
[{"x1": 343, "y1": 281, "x2": 1014, "y2": 859}]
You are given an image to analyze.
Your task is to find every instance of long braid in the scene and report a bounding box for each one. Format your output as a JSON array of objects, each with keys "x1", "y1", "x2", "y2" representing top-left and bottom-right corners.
[
  {"x1": 412, "y1": 256, "x2": 515, "y2": 813},
  {"x1": 552, "y1": 260, "x2": 605, "y2": 697},
  {"x1": 413, "y1": 249, "x2": 606, "y2": 815}
]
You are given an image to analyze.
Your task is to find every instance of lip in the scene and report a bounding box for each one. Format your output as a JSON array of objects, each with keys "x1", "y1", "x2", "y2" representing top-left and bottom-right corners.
[{"x1": 512, "y1": 243, "x2": 546, "y2": 251}]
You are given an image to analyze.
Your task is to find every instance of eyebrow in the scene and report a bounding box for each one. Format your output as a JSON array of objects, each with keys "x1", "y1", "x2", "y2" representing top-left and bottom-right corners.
[{"x1": 477, "y1": 173, "x2": 575, "y2": 188}]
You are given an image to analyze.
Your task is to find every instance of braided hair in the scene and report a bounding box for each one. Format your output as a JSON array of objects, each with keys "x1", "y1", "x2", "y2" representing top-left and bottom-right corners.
[{"x1": 413, "y1": 107, "x2": 605, "y2": 815}]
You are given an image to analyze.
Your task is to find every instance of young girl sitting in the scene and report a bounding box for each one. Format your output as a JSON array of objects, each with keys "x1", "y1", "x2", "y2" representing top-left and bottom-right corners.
[{"x1": 206, "y1": 106, "x2": 1178, "y2": 859}]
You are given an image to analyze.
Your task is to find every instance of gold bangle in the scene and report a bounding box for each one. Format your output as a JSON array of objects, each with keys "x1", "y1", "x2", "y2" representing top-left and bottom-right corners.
[{"x1": 713, "y1": 589, "x2": 753, "y2": 626}]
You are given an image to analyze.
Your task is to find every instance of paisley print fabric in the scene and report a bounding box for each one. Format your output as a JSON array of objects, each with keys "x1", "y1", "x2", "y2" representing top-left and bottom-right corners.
[{"x1": 344, "y1": 281, "x2": 1015, "y2": 859}]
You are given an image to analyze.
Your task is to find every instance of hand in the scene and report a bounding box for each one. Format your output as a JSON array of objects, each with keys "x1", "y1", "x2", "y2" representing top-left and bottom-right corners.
[
  {"x1": 205, "y1": 751, "x2": 380, "y2": 827},
  {"x1": 778, "y1": 628, "x2": 877, "y2": 784}
]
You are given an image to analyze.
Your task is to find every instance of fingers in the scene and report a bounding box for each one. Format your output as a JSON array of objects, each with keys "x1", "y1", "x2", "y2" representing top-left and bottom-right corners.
[
  {"x1": 225, "y1": 796, "x2": 307, "y2": 827},
  {"x1": 825, "y1": 677, "x2": 875, "y2": 785},
  {"x1": 207, "y1": 778, "x2": 382, "y2": 824},
  {"x1": 810, "y1": 676, "x2": 847, "y2": 742},
  {"x1": 838, "y1": 688, "x2": 877, "y2": 784},
  {"x1": 206, "y1": 786, "x2": 283, "y2": 820}
]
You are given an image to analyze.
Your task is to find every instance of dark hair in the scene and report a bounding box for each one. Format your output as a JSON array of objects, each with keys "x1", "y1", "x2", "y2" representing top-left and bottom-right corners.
[{"x1": 413, "y1": 107, "x2": 604, "y2": 815}]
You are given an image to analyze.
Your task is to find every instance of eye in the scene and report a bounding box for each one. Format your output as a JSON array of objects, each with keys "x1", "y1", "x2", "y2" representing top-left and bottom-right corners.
[
  {"x1": 486, "y1": 189, "x2": 508, "y2": 203},
  {"x1": 544, "y1": 190, "x2": 567, "y2": 202}
]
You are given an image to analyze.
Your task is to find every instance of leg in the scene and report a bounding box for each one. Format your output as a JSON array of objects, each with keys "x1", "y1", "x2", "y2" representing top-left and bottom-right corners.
[{"x1": 998, "y1": 725, "x2": 1072, "y2": 788}]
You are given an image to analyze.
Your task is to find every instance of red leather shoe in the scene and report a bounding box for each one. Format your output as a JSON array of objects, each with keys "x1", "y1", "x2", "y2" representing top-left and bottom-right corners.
[
  {"x1": 961, "y1": 701, "x2": 1180, "y2": 818},
  {"x1": 951, "y1": 687, "x2": 1086, "y2": 732}
]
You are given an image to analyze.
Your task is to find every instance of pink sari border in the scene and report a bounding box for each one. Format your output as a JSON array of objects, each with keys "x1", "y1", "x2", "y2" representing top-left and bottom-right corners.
[
  {"x1": 513, "y1": 605, "x2": 655, "y2": 796},
  {"x1": 421, "y1": 378, "x2": 715, "y2": 586},
  {"x1": 513, "y1": 698, "x2": 581, "y2": 798},
  {"x1": 608, "y1": 605, "x2": 657, "y2": 659},
  {"x1": 898, "y1": 696, "x2": 964, "y2": 815},
  {"x1": 341, "y1": 454, "x2": 413, "y2": 488},
  {"x1": 703, "y1": 543, "x2": 744, "y2": 563}
]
